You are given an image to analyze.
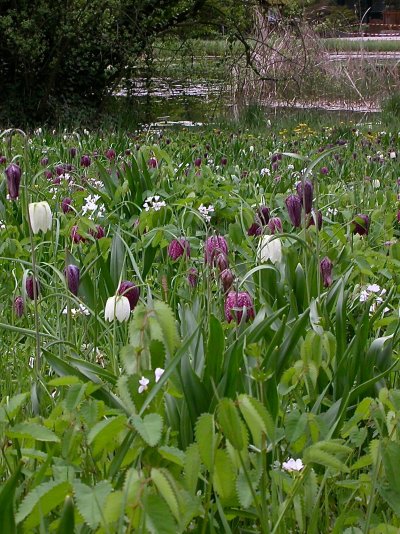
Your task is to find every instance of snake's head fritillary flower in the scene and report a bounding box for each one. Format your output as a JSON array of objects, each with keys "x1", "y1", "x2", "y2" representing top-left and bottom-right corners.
[
  {"x1": 61, "y1": 197, "x2": 73, "y2": 214},
  {"x1": 204, "y1": 235, "x2": 228, "y2": 265},
  {"x1": 221, "y1": 157, "x2": 228, "y2": 166},
  {"x1": 105, "y1": 148, "x2": 116, "y2": 160},
  {"x1": 40, "y1": 157, "x2": 49, "y2": 166},
  {"x1": 80, "y1": 155, "x2": 91, "y2": 167},
  {"x1": 224, "y1": 291, "x2": 255, "y2": 323},
  {"x1": 320, "y1": 166, "x2": 329, "y2": 175},
  {"x1": 220, "y1": 269, "x2": 234, "y2": 293},
  {"x1": 216, "y1": 252, "x2": 229, "y2": 272},
  {"x1": 0, "y1": 156, "x2": 6, "y2": 165},
  {"x1": 90, "y1": 225, "x2": 105, "y2": 240},
  {"x1": 148, "y1": 157, "x2": 158, "y2": 168},
  {"x1": 267, "y1": 217, "x2": 283, "y2": 234},
  {"x1": 296, "y1": 180, "x2": 313, "y2": 214},
  {"x1": 258, "y1": 235, "x2": 282, "y2": 264},
  {"x1": 194, "y1": 157, "x2": 202, "y2": 167},
  {"x1": 26, "y1": 275, "x2": 39, "y2": 300},
  {"x1": 14, "y1": 296, "x2": 24, "y2": 318},
  {"x1": 187, "y1": 267, "x2": 198, "y2": 288},
  {"x1": 28, "y1": 201, "x2": 52, "y2": 234},
  {"x1": 5, "y1": 163, "x2": 22, "y2": 200},
  {"x1": 320, "y1": 257, "x2": 333, "y2": 287},
  {"x1": 247, "y1": 222, "x2": 262, "y2": 236},
  {"x1": 352, "y1": 214, "x2": 370, "y2": 236},
  {"x1": 168, "y1": 238, "x2": 190, "y2": 261},
  {"x1": 64, "y1": 265, "x2": 80, "y2": 296},
  {"x1": 285, "y1": 195, "x2": 302, "y2": 227},
  {"x1": 118, "y1": 281, "x2": 140, "y2": 310},
  {"x1": 308, "y1": 209, "x2": 323, "y2": 230},
  {"x1": 71, "y1": 225, "x2": 85, "y2": 243},
  {"x1": 70, "y1": 147, "x2": 77, "y2": 157},
  {"x1": 104, "y1": 295, "x2": 131, "y2": 322}
]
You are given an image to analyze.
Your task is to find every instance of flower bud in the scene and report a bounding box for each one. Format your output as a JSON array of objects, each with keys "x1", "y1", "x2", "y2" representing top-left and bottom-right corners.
[
  {"x1": 104, "y1": 295, "x2": 130, "y2": 322},
  {"x1": 71, "y1": 225, "x2": 85, "y2": 243},
  {"x1": 118, "y1": 281, "x2": 140, "y2": 310},
  {"x1": 285, "y1": 194, "x2": 302, "y2": 227},
  {"x1": 26, "y1": 275, "x2": 39, "y2": 300},
  {"x1": 148, "y1": 157, "x2": 158, "y2": 168},
  {"x1": 70, "y1": 147, "x2": 77, "y2": 157},
  {"x1": 65, "y1": 265, "x2": 80, "y2": 295},
  {"x1": 187, "y1": 267, "x2": 198, "y2": 288},
  {"x1": 220, "y1": 268, "x2": 234, "y2": 293},
  {"x1": 28, "y1": 201, "x2": 52, "y2": 234},
  {"x1": 0, "y1": 156, "x2": 6, "y2": 165},
  {"x1": 61, "y1": 197, "x2": 73, "y2": 214},
  {"x1": 221, "y1": 157, "x2": 228, "y2": 166},
  {"x1": 257, "y1": 205, "x2": 270, "y2": 225},
  {"x1": 80, "y1": 155, "x2": 91, "y2": 167},
  {"x1": 320, "y1": 257, "x2": 333, "y2": 287},
  {"x1": 40, "y1": 157, "x2": 49, "y2": 166},
  {"x1": 267, "y1": 217, "x2": 283, "y2": 234},
  {"x1": 352, "y1": 214, "x2": 370, "y2": 236},
  {"x1": 296, "y1": 180, "x2": 313, "y2": 214},
  {"x1": 224, "y1": 291, "x2": 255, "y2": 323},
  {"x1": 14, "y1": 296, "x2": 24, "y2": 317},
  {"x1": 5, "y1": 163, "x2": 22, "y2": 200},
  {"x1": 168, "y1": 238, "x2": 190, "y2": 260},
  {"x1": 204, "y1": 235, "x2": 228, "y2": 265},
  {"x1": 216, "y1": 252, "x2": 229, "y2": 272},
  {"x1": 194, "y1": 157, "x2": 202, "y2": 167}
]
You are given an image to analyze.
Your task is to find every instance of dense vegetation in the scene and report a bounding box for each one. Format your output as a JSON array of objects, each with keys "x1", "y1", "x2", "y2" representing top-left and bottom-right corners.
[{"x1": 0, "y1": 119, "x2": 400, "y2": 531}]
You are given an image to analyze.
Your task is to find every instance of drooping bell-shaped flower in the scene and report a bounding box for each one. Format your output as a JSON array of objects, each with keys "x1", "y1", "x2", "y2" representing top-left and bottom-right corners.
[
  {"x1": 28, "y1": 201, "x2": 52, "y2": 234},
  {"x1": 204, "y1": 235, "x2": 228, "y2": 265},
  {"x1": 352, "y1": 214, "x2": 370, "y2": 236},
  {"x1": 216, "y1": 252, "x2": 229, "y2": 272},
  {"x1": 89, "y1": 225, "x2": 105, "y2": 239},
  {"x1": 224, "y1": 291, "x2": 255, "y2": 323},
  {"x1": 61, "y1": 197, "x2": 73, "y2": 214},
  {"x1": 26, "y1": 275, "x2": 39, "y2": 300},
  {"x1": 285, "y1": 195, "x2": 302, "y2": 227},
  {"x1": 258, "y1": 235, "x2": 283, "y2": 264},
  {"x1": 320, "y1": 257, "x2": 333, "y2": 287},
  {"x1": 220, "y1": 269, "x2": 234, "y2": 293},
  {"x1": 14, "y1": 296, "x2": 24, "y2": 317},
  {"x1": 168, "y1": 238, "x2": 190, "y2": 260},
  {"x1": 296, "y1": 180, "x2": 313, "y2": 214},
  {"x1": 80, "y1": 155, "x2": 91, "y2": 167},
  {"x1": 105, "y1": 148, "x2": 116, "y2": 160},
  {"x1": 267, "y1": 217, "x2": 283, "y2": 234},
  {"x1": 187, "y1": 267, "x2": 198, "y2": 288},
  {"x1": 307, "y1": 209, "x2": 323, "y2": 230},
  {"x1": 5, "y1": 163, "x2": 22, "y2": 200},
  {"x1": 148, "y1": 157, "x2": 158, "y2": 168},
  {"x1": 118, "y1": 281, "x2": 140, "y2": 310},
  {"x1": 71, "y1": 225, "x2": 85, "y2": 243},
  {"x1": 64, "y1": 265, "x2": 80, "y2": 295},
  {"x1": 104, "y1": 295, "x2": 131, "y2": 322}
]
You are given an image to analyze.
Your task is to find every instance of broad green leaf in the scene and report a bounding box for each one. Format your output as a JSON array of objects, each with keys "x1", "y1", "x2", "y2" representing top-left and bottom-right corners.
[
  {"x1": 73, "y1": 480, "x2": 112, "y2": 530},
  {"x1": 184, "y1": 443, "x2": 201, "y2": 495},
  {"x1": 56, "y1": 495, "x2": 75, "y2": 534},
  {"x1": 0, "y1": 393, "x2": 28, "y2": 423},
  {"x1": 382, "y1": 441, "x2": 400, "y2": 494},
  {"x1": 16, "y1": 480, "x2": 70, "y2": 528},
  {"x1": 131, "y1": 413, "x2": 163, "y2": 447},
  {"x1": 303, "y1": 443, "x2": 349, "y2": 473},
  {"x1": 238, "y1": 394, "x2": 275, "y2": 447},
  {"x1": 217, "y1": 398, "x2": 245, "y2": 451},
  {"x1": 7, "y1": 423, "x2": 60, "y2": 443},
  {"x1": 213, "y1": 449, "x2": 236, "y2": 503},
  {"x1": 144, "y1": 494, "x2": 177, "y2": 534},
  {"x1": 205, "y1": 314, "x2": 224, "y2": 384},
  {"x1": 102, "y1": 491, "x2": 124, "y2": 524},
  {"x1": 236, "y1": 469, "x2": 261, "y2": 509},
  {"x1": 0, "y1": 462, "x2": 22, "y2": 533},
  {"x1": 153, "y1": 300, "x2": 180, "y2": 355},
  {"x1": 87, "y1": 415, "x2": 127, "y2": 457},
  {"x1": 195, "y1": 414, "x2": 215, "y2": 471},
  {"x1": 151, "y1": 468, "x2": 180, "y2": 521},
  {"x1": 158, "y1": 446, "x2": 185, "y2": 467}
]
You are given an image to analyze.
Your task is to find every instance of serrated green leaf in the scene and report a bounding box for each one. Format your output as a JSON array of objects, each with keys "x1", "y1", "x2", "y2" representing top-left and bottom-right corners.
[
  {"x1": 238, "y1": 394, "x2": 275, "y2": 448},
  {"x1": 382, "y1": 441, "x2": 400, "y2": 494},
  {"x1": 217, "y1": 398, "x2": 244, "y2": 451},
  {"x1": 213, "y1": 449, "x2": 236, "y2": 503},
  {"x1": 153, "y1": 300, "x2": 180, "y2": 355},
  {"x1": 184, "y1": 443, "x2": 201, "y2": 495},
  {"x1": 131, "y1": 413, "x2": 163, "y2": 447},
  {"x1": 303, "y1": 445, "x2": 349, "y2": 473},
  {"x1": 7, "y1": 423, "x2": 60, "y2": 443},
  {"x1": 144, "y1": 494, "x2": 177, "y2": 534},
  {"x1": 151, "y1": 468, "x2": 180, "y2": 521},
  {"x1": 73, "y1": 481, "x2": 112, "y2": 530},
  {"x1": 102, "y1": 491, "x2": 124, "y2": 524},
  {"x1": 236, "y1": 469, "x2": 261, "y2": 509},
  {"x1": 158, "y1": 446, "x2": 185, "y2": 467},
  {"x1": 195, "y1": 414, "x2": 215, "y2": 471},
  {"x1": 87, "y1": 415, "x2": 127, "y2": 457},
  {"x1": 16, "y1": 480, "x2": 70, "y2": 528},
  {"x1": 56, "y1": 495, "x2": 75, "y2": 534}
]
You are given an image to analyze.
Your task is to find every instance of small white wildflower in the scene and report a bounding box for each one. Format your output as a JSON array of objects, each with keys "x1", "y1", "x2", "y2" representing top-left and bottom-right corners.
[
  {"x1": 260, "y1": 168, "x2": 270, "y2": 176},
  {"x1": 326, "y1": 207, "x2": 338, "y2": 216},
  {"x1": 198, "y1": 204, "x2": 214, "y2": 223},
  {"x1": 29, "y1": 357, "x2": 35, "y2": 369},
  {"x1": 367, "y1": 284, "x2": 381, "y2": 293},
  {"x1": 287, "y1": 164, "x2": 294, "y2": 170},
  {"x1": 372, "y1": 179, "x2": 380, "y2": 188},
  {"x1": 0, "y1": 221, "x2": 6, "y2": 229},
  {"x1": 249, "y1": 145, "x2": 254, "y2": 153},
  {"x1": 282, "y1": 458, "x2": 304, "y2": 472},
  {"x1": 390, "y1": 151, "x2": 397, "y2": 159},
  {"x1": 138, "y1": 376, "x2": 150, "y2": 393},
  {"x1": 155, "y1": 368, "x2": 165, "y2": 383},
  {"x1": 359, "y1": 290, "x2": 369, "y2": 302}
]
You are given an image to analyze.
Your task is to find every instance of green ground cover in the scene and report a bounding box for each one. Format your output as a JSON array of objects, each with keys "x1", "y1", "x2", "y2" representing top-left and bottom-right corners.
[{"x1": 0, "y1": 119, "x2": 400, "y2": 532}]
